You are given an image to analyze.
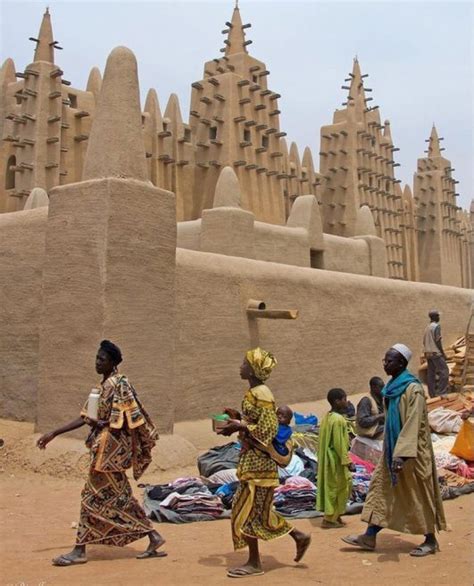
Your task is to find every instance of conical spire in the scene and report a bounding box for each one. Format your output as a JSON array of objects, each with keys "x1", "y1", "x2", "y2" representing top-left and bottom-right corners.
[
  {"x1": 352, "y1": 57, "x2": 362, "y2": 79},
  {"x1": 82, "y1": 46, "x2": 148, "y2": 182},
  {"x1": 0, "y1": 58, "x2": 16, "y2": 86},
  {"x1": 213, "y1": 166, "x2": 241, "y2": 207},
  {"x1": 302, "y1": 147, "x2": 315, "y2": 171},
  {"x1": 144, "y1": 89, "x2": 163, "y2": 127},
  {"x1": 23, "y1": 187, "x2": 49, "y2": 210},
  {"x1": 164, "y1": 93, "x2": 183, "y2": 124},
  {"x1": 383, "y1": 119, "x2": 392, "y2": 141},
  {"x1": 33, "y1": 8, "x2": 55, "y2": 63},
  {"x1": 86, "y1": 67, "x2": 102, "y2": 99},
  {"x1": 427, "y1": 125, "x2": 442, "y2": 158},
  {"x1": 224, "y1": 6, "x2": 249, "y2": 56},
  {"x1": 403, "y1": 184, "x2": 413, "y2": 203},
  {"x1": 341, "y1": 57, "x2": 367, "y2": 113}
]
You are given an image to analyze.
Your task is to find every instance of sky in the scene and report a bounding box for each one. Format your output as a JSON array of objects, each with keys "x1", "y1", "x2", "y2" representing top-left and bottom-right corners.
[{"x1": 1, "y1": 0, "x2": 472, "y2": 210}]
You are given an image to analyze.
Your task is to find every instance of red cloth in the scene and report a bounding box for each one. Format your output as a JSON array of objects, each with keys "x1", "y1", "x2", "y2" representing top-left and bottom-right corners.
[{"x1": 349, "y1": 452, "x2": 376, "y2": 473}]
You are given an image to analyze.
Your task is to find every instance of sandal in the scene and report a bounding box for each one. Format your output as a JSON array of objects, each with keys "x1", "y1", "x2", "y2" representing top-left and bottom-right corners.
[
  {"x1": 227, "y1": 567, "x2": 265, "y2": 578},
  {"x1": 409, "y1": 542, "x2": 439, "y2": 557},
  {"x1": 341, "y1": 534, "x2": 376, "y2": 551},
  {"x1": 322, "y1": 519, "x2": 345, "y2": 529},
  {"x1": 52, "y1": 554, "x2": 88, "y2": 567},
  {"x1": 136, "y1": 550, "x2": 168, "y2": 559}
]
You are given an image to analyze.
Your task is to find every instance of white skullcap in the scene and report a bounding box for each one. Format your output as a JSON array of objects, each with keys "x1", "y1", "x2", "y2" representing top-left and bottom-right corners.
[{"x1": 391, "y1": 343, "x2": 412, "y2": 363}]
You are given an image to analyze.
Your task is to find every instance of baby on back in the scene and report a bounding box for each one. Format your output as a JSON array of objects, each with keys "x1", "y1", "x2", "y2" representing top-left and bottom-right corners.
[{"x1": 273, "y1": 405, "x2": 293, "y2": 456}]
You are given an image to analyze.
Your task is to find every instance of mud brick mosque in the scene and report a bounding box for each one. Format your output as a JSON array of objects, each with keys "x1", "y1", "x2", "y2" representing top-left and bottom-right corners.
[{"x1": 0, "y1": 6, "x2": 472, "y2": 433}]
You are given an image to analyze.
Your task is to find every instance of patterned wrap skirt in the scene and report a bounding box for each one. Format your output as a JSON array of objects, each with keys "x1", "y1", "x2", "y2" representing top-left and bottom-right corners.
[
  {"x1": 76, "y1": 469, "x2": 153, "y2": 546},
  {"x1": 231, "y1": 479, "x2": 292, "y2": 550}
]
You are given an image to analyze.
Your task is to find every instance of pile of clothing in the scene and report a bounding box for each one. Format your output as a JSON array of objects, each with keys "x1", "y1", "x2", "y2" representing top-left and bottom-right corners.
[
  {"x1": 197, "y1": 442, "x2": 240, "y2": 477},
  {"x1": 142, "y1": 403, "x2": 474, "y2": 525},
  {"x1": 349, "y1": 457, "x2": 374, "y2": 505},
  {"x1": 143, "y1": 477, "x2": 229, "y2": 523},
  {"x1": 274, "y1": 477, "x2": 320, "y2": 519}
]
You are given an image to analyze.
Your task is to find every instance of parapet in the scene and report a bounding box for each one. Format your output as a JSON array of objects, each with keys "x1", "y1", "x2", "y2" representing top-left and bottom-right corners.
[{"x1": 177, "y1": 166, "x2": 386, "y2": 276}]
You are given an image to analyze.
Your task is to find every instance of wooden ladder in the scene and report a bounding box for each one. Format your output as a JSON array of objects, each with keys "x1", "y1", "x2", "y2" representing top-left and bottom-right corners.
[{"x1": 460, "y1": 310, "x2": 474, "y2": 392}]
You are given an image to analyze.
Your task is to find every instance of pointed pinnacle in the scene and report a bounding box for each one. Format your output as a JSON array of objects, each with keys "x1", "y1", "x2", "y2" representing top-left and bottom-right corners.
[
  {"x1": 34, "y1": 8, "x2": 55, "y2": 63},
  {"x1": 225, "y1": 5, "x2": 248, "y2": 56}
]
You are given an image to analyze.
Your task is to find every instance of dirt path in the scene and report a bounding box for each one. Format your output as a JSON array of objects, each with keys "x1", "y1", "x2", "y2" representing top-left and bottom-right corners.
[
  {"x1": 1, "y1": 414, "x2": 473, "y2": 586},
  {"x1": 1, "y1": 470, "x2": 473, "y2": 586}
]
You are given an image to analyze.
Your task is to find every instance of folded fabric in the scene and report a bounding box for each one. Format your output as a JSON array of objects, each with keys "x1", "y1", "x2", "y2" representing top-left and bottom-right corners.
[
  {"x1": 428, "y1": 407, "x2": 462, "y2": 434},
  {"x1": 278, "y1": 454, "x2": 305, "y2": 479},
  {"x1": 350, "y1": 452, "x2": 376, "y2": 474},
  {"x1": 215, "y1": 481, "x2": 239, "y2": 497},
  {"x1": 279, "y1": 476, "x2": 315, "y2": 490},
  {"x1": 351, "y1": 436, "x2": 383, "y2": 466},
  {"x1": 207, "y1": 468, "x2": 239, "y2": 485},
  {"x1": 143, "y1": 482, "x2": 227, "y2": 523},
  {"x1": 197, "y1": 442, "x2": 241, "y2": 477},
  {"x1": 147, "y1": 478, "x2": 204, "y2": 501}
]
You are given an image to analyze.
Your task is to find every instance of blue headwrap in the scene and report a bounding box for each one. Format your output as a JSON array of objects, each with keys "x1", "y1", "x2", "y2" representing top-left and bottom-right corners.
[{"x1": 382, "y1": 369, "x2": 420, "y2": 485}]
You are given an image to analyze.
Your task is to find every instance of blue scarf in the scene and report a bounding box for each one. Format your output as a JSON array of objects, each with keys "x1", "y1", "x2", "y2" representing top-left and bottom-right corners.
[{"x1": 382, "y1": 369, "x2": 419, "y2": 485}]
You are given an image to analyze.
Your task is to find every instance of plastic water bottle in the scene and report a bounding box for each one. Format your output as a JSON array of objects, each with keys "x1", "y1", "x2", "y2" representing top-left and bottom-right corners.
[{"x1": 87, "y1": 388, "x2": 101, "y2": 420}]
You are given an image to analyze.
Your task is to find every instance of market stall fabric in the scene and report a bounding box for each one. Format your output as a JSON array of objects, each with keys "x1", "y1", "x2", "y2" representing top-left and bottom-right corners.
[{"x1": 142, "y1": 399, "x2": 474, "y2": 524}]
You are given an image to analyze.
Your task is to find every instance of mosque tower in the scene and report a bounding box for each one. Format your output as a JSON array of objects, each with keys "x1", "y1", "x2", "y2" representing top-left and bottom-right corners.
[
  {"x1": 319, "y1": 58, "x2": 405, "y2": 279},
  {"x1": 0, "y1": 9, "x2": 99, "y2": 213},
  {"x1": 188, "y1": 3, "x2": 289, "y2": 224},
  {"x1": 414, "y1": 125, "x2": 467, "y2": 286},
  {"x1": 6, "y1": 9, "x2": 65, "y2": 203}
]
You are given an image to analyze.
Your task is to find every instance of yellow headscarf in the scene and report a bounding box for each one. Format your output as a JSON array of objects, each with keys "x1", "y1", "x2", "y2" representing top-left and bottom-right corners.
[{"x1": 245, "y1": 347, "x2": 277, "y2": 382}]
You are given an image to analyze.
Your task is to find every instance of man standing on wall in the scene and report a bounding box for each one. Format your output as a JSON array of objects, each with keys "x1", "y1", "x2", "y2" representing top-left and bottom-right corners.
[{"x1": 423, "y1": 310, "x2": 449, "y2": 397}]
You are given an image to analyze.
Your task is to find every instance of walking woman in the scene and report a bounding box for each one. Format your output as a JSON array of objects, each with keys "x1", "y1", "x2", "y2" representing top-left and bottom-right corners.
[
  {"x1": 37, "y1": 340, "x2": 166, "y2": 566},
  {"x1": 218, "y1": 347, "x2": 311, "y2": 578}
]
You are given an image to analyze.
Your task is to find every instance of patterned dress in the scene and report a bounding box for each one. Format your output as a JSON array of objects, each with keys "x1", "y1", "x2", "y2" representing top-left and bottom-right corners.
[
  {"x1": 231, "y1": 385, "x2": 292, "y2": 550},
  {"x1": 76, "y1": 374, "x2": 157, "y2": 546}
]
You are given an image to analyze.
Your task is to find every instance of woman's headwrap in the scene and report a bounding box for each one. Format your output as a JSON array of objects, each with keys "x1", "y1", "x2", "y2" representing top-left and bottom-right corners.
[
  {"x1": 99, "y1": 339, "x2": 123, "y2": 365},
  {"x1": 245, "y1": 347, "x2": 277, "y2": 382}
]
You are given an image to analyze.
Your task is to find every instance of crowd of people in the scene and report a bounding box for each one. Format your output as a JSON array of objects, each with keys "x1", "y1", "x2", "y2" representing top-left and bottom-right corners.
[{"x1": 36, "y1": 309, "x2": 462, "y2": 577}]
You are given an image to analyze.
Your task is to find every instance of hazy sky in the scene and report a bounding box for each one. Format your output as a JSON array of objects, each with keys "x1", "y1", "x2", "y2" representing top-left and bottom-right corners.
[{"x1": 1, "y1": 0, "x2": 472, "y2": 210}]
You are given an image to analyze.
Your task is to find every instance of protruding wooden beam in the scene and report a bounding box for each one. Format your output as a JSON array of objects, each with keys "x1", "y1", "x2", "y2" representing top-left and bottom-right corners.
[{"x1": 246, "y1": 300, "x2": 298, "y2": 320}]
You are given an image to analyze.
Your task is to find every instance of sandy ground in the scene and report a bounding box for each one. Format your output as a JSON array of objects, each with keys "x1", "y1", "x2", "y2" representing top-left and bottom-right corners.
[{"x1": 1, "y1": 408, "x2": 473, "y2": 586}]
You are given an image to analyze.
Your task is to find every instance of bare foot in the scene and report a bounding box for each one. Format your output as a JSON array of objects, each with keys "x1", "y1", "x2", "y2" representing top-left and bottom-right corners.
[{"x1": 294, "y1": 533, "x2": 312, "y2": 562}]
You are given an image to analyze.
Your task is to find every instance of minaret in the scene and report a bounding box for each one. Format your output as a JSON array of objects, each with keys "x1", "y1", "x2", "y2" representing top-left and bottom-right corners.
[
  {"x1": 319, "y1": 58, "x2": 405, "y2": 279},
  {"x1": 188, "y1": 4, "x2": 287, "y2": 224},
  {"x1": 7, "y1": 8, "x2": 63, "y2": 201},
  {"x1": 0, "y1": 8, "x2": 101, "y2": 209},
  {"x1": 414, "y1": 125, "x2": 464, "y2": 286}
]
